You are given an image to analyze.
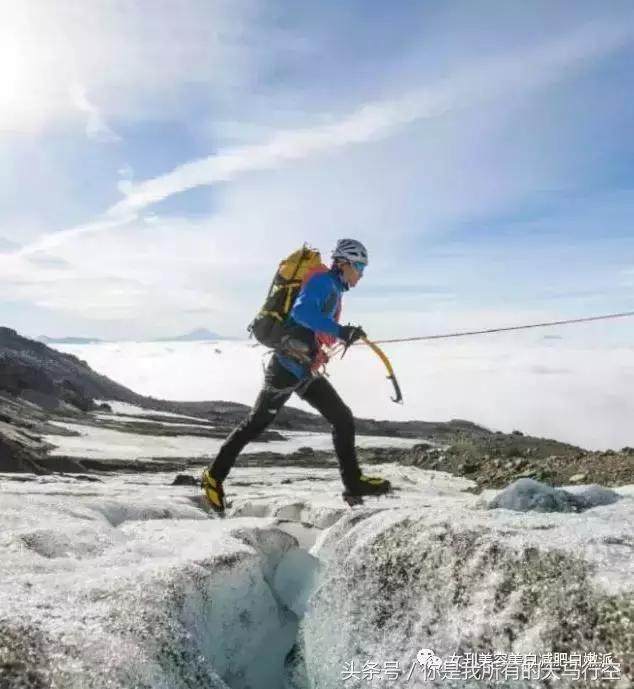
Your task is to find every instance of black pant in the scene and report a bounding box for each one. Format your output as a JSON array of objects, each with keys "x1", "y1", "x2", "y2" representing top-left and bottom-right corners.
[{"x1": 208, "y1": 356, "x2": 361, "y2": 489}]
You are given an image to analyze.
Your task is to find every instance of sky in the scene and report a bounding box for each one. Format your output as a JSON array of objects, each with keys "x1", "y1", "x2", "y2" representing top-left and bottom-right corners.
[{"x1": 1, "y1": 0, "x2": 634, "y2": 344}]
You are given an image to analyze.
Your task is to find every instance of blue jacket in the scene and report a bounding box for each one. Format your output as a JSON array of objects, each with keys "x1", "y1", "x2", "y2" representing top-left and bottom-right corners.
[{"x1": 276, "y1": 268, "x2": 348, "y2": 379}]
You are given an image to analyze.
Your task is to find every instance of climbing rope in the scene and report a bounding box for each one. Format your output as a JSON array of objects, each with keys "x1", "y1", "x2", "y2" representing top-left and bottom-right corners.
[
  {"x1": 323, "y1": 310, "x2": 634, "y2": 404},
  {"x1": 310, "y1": 310, "x2": 634, "y2": 404},
  {"x1": 366, "y1": 310, "x2": 634, "y2": 345}
]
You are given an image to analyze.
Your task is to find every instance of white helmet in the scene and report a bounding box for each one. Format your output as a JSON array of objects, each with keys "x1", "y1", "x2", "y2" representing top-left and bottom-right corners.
[{"x1": 331, "y1": 238, "x2": 368, "y2": 266}]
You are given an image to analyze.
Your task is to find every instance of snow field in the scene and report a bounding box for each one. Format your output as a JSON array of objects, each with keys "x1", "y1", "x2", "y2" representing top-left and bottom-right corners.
[{"x1": 1, "y1": 467, "x2": 632, "y2": 688}]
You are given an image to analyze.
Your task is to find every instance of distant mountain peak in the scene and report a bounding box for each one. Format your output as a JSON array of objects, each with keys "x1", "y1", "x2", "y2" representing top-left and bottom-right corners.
[
  {"x1": 156, "y1": 328, "x2": 224, "y2": 342},
  {"x1": 37, "y1": 335, "x2": 103, "y2": 344}
]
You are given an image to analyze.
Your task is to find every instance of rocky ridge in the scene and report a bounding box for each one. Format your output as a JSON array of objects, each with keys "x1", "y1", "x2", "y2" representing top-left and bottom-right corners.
[{"x1": 1, "y1": 326, "x2": 633, "y2": 488}]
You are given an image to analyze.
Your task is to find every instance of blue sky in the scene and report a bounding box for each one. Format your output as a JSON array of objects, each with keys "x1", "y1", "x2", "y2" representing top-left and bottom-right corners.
[{"x1": 1, "y1": 1, "x2": 634, "y2": 342}]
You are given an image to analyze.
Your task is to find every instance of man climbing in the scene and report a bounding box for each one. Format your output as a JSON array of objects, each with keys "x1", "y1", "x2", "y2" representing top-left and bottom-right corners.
[{"x1": 201, "y1": 238, "x2": 391, "y2": 514}]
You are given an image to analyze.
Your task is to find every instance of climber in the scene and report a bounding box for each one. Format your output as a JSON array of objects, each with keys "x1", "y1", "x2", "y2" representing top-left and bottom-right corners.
[{"x1": 201, "y1": 239, "x2": 391, "y2": 513}]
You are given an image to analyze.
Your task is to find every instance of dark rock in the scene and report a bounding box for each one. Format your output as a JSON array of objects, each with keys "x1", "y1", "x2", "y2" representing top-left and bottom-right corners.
[
  {"x1": 20, "y1": 390, "x2": 62, "y2": 411},
  {"x1": 0, "y1": 436, "x2": 47, "y2": 473},
  {"x1": 1, "y1": 474, "x2": 38, "y2": 482},
  {"x1": 172, "y1": 474, "x2": 200, "y2": 486},
  {"x1": 59, "y1": 380, "x2": 95, "y2": 411},
  {"x1": 71, "y1": 474, "x2": 103, "y2": 483},
  {"x1": 37, "y1": 456, "x2": 88, "y2": 473},
  {"x1": 79, "y1": 458, "x2": 186, "y2": 473},
  {"x1": 0, "y1": 327, "x2": 142, "y2": 404}
]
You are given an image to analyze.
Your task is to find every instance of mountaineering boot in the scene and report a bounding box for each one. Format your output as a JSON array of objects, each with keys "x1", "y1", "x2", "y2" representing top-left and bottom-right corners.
[
  {"x1": 201, "y1": 468, "x2": 226, "y2": 515},
  {"x1": 342, "y1": 473, "x2": 392, "y2": 506}
]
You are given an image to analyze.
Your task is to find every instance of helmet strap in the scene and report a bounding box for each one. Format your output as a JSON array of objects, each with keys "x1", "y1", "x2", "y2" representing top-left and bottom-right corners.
[{"x1": 332, "y1": 262, "x2": 351, "y2": 290}]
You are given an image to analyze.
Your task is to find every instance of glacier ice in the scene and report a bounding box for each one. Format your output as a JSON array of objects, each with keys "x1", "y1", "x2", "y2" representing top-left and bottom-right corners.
[
  {"x1": 1, "y1": 464, "x2": 632, "y2": 688},
  {"x1": 487, "y1": 477, "x2": 621, "y2": 512},
  {"x1": 273, "y1": 548, "x2": 320, "y2": 617}
]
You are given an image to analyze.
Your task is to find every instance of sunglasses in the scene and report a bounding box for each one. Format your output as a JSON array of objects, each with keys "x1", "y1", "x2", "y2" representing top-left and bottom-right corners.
[{"x1": 351, "y1": 261, "x2": 366, "y2": 274}]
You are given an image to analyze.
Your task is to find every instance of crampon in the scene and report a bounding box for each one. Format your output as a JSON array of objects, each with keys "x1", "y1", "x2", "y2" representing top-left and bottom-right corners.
[{"x1": 341, "y1": 474, "x2": 392, "y2": 506}]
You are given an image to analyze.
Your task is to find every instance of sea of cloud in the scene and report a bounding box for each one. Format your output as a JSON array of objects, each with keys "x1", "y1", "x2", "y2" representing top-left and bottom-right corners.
[{"x1": 53, "y1": 337, "x2": 634, "y2": 451}]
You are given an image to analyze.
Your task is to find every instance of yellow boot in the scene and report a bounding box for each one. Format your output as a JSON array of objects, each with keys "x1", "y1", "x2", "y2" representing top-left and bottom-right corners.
[
  {"x1": 201, "y1": 468, "x2": 226, "y2": 515},
  {"x1": 342, "y1": 474, "x2": 391, "y2": 506}
]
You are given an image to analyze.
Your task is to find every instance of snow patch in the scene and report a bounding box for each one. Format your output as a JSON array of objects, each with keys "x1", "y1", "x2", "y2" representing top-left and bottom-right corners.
[{"x1": 45, "y1": 421, "x2": 421, "y2": 460}]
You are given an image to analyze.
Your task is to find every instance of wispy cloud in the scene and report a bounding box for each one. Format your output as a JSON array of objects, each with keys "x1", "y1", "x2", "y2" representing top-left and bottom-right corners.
[
  {"x1": 2, "y1": 16, "x2": 633, "y2": 342},
  {"x1": 10, "y1": 214, "x2": 137, "y2": 258},
  {"x1": 0, "y1": 214, "x2": 233, "y2": 331},
  {"x1": 2, "y1": 19, "x2": 630, "y2": 265},
  {"x1": 109, "y1": 21, "x2": 633, "y2": 217},
  {"x1": 71, "y1": 84, "x2": 120, "y2": 142},
  {"x1": 107, "y1": 93, "x2": 444, "y2": 215}
]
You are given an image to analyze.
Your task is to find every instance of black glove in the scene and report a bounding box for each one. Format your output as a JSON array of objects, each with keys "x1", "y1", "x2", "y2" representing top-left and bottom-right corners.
[{"x1": 339, "y1": 324, "x2": 366, "y2": 347}]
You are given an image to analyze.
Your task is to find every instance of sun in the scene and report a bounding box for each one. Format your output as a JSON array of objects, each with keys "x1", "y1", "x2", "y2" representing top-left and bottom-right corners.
[{"x1": 0, "y1": 3, "x2": 72, "y2": 133}]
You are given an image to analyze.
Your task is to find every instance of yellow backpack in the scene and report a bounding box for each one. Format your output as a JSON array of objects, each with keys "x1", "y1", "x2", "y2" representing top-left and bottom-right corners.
[{"x1": 248, "y1": 244, "x2": 323, "y2": 348}]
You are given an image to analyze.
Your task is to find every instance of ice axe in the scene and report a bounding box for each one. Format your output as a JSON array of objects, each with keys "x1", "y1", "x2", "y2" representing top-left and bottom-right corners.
[
  {"x1": 360, "y1": 336, "x2": 403, "y2": 404},
  {"x1": 336, "y1": 333, "x2": 403, "y2": 403}
]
